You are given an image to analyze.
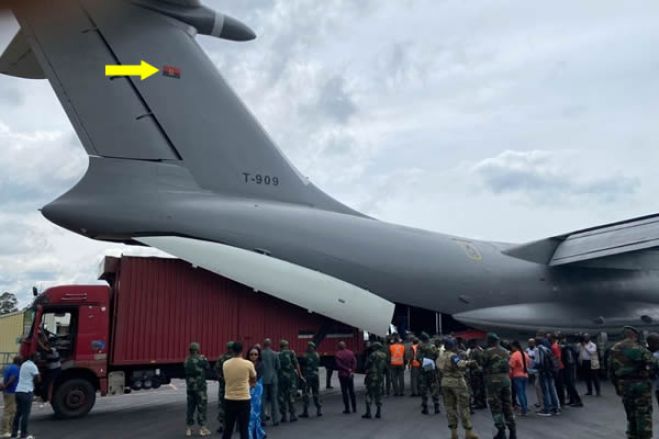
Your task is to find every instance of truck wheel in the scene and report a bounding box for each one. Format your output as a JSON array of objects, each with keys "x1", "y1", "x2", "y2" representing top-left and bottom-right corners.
[{"x1": 52, "y1": 378, "x2": 96, "y2": 419}]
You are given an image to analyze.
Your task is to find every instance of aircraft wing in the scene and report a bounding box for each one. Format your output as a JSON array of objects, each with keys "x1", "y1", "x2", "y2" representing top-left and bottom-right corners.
[{"x1": 503, "y1": 213, "x2": 659, "y2": 270}]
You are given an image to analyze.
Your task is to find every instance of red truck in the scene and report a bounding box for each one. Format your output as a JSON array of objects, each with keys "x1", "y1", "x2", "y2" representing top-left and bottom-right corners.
[{"x1": 20, "y1": 256, "x2": 363, "y2": 419}]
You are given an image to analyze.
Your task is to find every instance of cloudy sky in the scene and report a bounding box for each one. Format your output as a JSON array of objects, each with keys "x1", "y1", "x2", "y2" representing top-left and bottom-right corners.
[{"x1": 1, "y1": 1, "x2": 659, "y2": 305}]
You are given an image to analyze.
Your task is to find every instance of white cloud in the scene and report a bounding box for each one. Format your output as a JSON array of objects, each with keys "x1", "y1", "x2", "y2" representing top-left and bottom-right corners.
[
  {"x1": 2, "y1": 0, "x2": 659, "y2": 303},
  {"x1": 472, "y1": 149, "x2": 639, "y2": 203}
]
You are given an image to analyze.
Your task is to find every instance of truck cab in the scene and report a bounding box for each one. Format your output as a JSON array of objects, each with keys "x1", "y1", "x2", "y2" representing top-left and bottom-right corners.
[{"x1": 21, "y1": 285, "x2": 111, "y2": 418}]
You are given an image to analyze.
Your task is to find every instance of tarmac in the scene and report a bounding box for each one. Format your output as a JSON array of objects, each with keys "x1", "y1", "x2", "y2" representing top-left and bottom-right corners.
[{"x1": 10, "y1": 373, "x2": 657, "y2": 439}]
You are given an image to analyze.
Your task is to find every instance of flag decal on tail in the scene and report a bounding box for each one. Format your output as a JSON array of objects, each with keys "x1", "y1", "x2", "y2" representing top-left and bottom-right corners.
[{"x1": 162, "y1": 65, "x2": 181, "y2": 78}]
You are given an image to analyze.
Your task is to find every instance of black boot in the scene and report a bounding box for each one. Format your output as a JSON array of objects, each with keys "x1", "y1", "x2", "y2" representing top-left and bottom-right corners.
[
  {"x1": 300, "y1": 408, "x2": 309, "y2": 418},
  {"x1": 434, "y1": 403, "x2": 440, "y2": 414},
  {"x1": 362, "y1": 405, "x2": 372, "y2": 419},
  {"x1": 280, "y1": 414, "x2": 288, "y2": 423},
  {"x1": 421, "y1": 405, "x2": 429, "y2": 415},
  {"x1": 493, "y1": 428, "x2": 506, "y2": 439},
  {"x1": 375, "y1": 406, "x2": 381, "y2": 419},
  {"x1": 508, "y1": 428, "x2": 517, "y2": 439},
  {"x1": 290, "y1": 413, "x2": 298, "y2": 423},
  {"x1": 316, "y1": 407, "x2": 322, "y2": 417}
]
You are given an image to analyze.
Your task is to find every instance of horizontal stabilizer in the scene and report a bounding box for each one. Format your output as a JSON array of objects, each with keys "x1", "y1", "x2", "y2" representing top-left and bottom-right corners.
[
  {"x1": 504, "y1": 214, "x2": 659, "y2": 269},
  {"x1": 137, "y1": 236, "x2": 395, "y2": 336},
  {"x1": 0, "y1": 30, "x2": 45, "y2": 79}
]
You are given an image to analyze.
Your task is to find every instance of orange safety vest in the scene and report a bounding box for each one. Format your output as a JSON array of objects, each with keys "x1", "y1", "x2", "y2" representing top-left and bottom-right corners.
[
  {"x1": 411, "y1": 344, "x2": 420, "y2": 367},
  {"x1": 390, "y1": 343, "x2": 405, "y2": 366}
]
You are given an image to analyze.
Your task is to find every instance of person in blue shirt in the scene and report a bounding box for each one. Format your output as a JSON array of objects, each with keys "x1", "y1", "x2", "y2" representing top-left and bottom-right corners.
[
  {"x1": 1, "y1": 356, "x2": 22, "y2": 438},
  {"x1": 247, "y1": 347, "x2": 266, "y2": 439}
]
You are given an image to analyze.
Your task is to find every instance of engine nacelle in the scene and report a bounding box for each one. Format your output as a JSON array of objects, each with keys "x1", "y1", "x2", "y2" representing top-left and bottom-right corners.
[{"x1": 131, "y1": 0, "x2": 256, "y2": 41}]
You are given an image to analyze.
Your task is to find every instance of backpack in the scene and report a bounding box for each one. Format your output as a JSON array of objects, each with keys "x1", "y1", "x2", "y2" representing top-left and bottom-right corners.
[{"x1": 537, "y1": 346, "x2": 556, "y2": 373}]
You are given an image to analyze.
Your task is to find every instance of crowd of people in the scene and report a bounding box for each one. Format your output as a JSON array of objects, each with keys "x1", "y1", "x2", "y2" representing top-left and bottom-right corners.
[
  {"x1": 2, "y1": 325, "x2": 657, "y2": 439},
  {"x1": 184, "y1": 338, "x2": 332, "y2": 439},
  {"x1": 183, "y1": 326, "x2": 659, "y2": 439}
]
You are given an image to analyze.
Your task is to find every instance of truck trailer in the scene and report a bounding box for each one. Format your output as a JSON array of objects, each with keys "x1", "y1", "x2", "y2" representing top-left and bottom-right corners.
[{"x1": 19, "y1": 256, "x2": 363, "y2": 418}]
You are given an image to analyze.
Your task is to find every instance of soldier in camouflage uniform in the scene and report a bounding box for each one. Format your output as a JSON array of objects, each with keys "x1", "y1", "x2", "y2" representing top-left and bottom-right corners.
[
  {"x1": 301, "y1": 341, "x2": 322, "y2": 418},
  {"x1": 609, "y1": 326, "x2": 655, "y2": 439},
  {"x1": 384, "y1": 336, "x2": 393, "y2": 396},
  {"x1": 467, "y1": 339, "x2": 487, "y2": 410},
  {"x1": 478, "y1": 333, "x2": 515, "y2": 439},
  {"x1": 278, "y1": 339, "x2": 302, "y2": 423},
  {"x1": 214, "y1": 341, "x2": 234, "y2": 434},
  {"x1": 184, "y1": 342, "x2": 211, "y2": 437},
  {"x1": 362, "y1": 341, "x2": 387, "y2": 419},
  {"x1": 438, "y1": 337, "x2": 479, "y2": 439},
  {"x1": 416, "y1": 332, "x2": 441, "y2": 415}
]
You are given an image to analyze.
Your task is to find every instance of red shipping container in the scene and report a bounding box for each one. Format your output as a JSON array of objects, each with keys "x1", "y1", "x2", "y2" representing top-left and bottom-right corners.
[{"x1": 109, "y1": 256, "x2": 362, "y2": 365}]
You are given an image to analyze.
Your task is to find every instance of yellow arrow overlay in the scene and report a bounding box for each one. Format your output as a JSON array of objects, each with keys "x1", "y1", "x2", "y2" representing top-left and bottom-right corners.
[{"x1": 105, "y1": 60, "x2": 159, "y2": 81}]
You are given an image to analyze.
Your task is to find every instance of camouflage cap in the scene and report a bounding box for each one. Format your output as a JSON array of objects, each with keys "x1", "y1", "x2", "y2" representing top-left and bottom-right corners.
[
  {"x1": 623, "y1": 325, "x2": 640, "y2": 335},
  {"x1": 280, "y1": 339, "x2": 289, "y2": 347},
  {"x1": 419, "y1": 332, "x2": 430, "y2": 342},
  {"x1": 189, "y1": 342, "x2": 200, "y2": 352},
  {"x1": 371, "y1": 341, "x2": 384, "y2": 350},
  {"x1": 487, "y1": 332, "x2": 500, "y2": 342},
  {"x1": 226, "y1": 340, "x2": 235, "y2": 350},
  {"x1": 307, "y1": 341, "x2": 316, "y2": 349}
]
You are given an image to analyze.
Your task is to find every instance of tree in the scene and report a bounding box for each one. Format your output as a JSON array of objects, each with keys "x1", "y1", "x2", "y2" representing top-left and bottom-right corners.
[{"x1": 0, "y1": 292, "x2": 19, "y2": 315}]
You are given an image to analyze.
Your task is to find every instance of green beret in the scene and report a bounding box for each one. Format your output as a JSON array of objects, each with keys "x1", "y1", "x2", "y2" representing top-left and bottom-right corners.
[
  {"x1": 226, "y1": 341, "x2": 235, "y2": 349},
  {"x1": 307, "y1": 341, "x2": 316, "y2": 349},
  {"x1": 280, "y1": 339, "x2": 289, "y2": 347},
  {"x1": 189, "y1": 342, "x2": 200, "y2": 352},
  {"x1": 487, "y1": 332, "x2": 500, "y2": 342}
]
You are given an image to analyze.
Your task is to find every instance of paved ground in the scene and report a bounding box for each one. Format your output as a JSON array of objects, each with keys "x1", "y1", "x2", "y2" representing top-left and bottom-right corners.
[{"x1": 7, "y1": 375, "x2": 655, "y2": 439}]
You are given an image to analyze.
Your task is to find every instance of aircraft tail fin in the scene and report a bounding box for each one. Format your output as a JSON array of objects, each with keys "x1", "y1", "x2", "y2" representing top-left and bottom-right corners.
[{"x1": 9, "y1": 0, "x2": 359, "y2": 215}]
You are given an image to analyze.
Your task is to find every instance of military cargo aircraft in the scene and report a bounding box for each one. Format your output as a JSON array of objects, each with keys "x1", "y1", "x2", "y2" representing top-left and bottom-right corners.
[{"x1": 2, "y1": 0, "x2": 659, "y2": 335}]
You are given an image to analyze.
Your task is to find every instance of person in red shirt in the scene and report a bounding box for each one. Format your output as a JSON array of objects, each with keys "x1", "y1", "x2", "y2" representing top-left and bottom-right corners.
[
  {"x1": 335, "y1": 341, "x2": 357, "y2": 414},
  {"x1": 509, "y1": 341, "x2": 530, "y2": 416},
  {"x1": 549, "y1": 333, "x2": 565, "y2": 407}
]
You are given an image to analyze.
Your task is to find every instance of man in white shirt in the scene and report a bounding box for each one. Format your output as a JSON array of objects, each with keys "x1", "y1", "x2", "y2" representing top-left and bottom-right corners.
[
  {"x1": 578, "y1": 334, "x2": 601, "y2": 396},
  {"x1": 525, "y1": 338, "x2": 543, "y2": 409},
  {"x1": 11, "y1": 353, "x2": 40, "y2": 439}
]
